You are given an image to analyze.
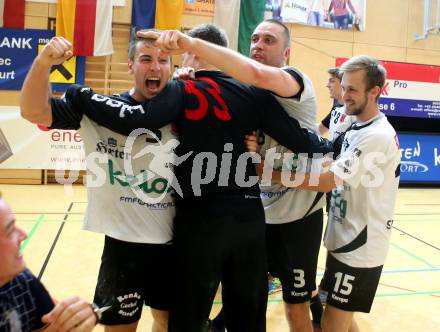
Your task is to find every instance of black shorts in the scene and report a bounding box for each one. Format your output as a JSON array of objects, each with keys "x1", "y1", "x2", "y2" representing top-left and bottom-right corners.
[
  {"x1": 266, "y1": 209, "x2": 323, "y2": 304},
  {"x1": 93, "y1": 236, "x2": 174, "y2": 325},
  {"x1": 320, "y1": 253, "x2": 383, "y2": 313},
  {"x1": 169, "y1": 193, "x2": 268, "y2": 332}
]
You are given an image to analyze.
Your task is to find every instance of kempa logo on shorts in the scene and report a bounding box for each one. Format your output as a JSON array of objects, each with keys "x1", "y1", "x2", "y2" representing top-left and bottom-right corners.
[
  {"x1": 331, "y1": 293, "x2": 348, "y2": 303},
  {"x1": 291, "y1": 290, "x2": 308, "y2": 297}
]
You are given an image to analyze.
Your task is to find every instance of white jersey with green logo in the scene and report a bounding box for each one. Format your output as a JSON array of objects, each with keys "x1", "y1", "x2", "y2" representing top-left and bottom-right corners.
[
  {"x1": 326, "y1": 113, "x2": 401, "y2": 267},
  {"x1": 79, "y1": 117, "x2": 176, "y2": 244},
  {"x1": 258, "y1": 67, "x2": 325, "y2": 223}
]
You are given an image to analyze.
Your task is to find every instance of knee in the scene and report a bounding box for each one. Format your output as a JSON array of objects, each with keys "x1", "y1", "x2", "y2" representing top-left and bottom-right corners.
[
  {"x1": 151, "y1": 310, "x2": 169, "y2": 329},
  {"x1": 284, "y1": 302, "x2": 309, "y2": 321}
]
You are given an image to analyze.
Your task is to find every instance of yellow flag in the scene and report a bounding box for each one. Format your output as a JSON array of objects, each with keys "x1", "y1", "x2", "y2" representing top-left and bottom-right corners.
[
  {"x1": 155, "y1": 0, "x2": 184, "y2": 30},
  {"x1": 56, "y1": 0, "x2": 77, "y2": 44}
]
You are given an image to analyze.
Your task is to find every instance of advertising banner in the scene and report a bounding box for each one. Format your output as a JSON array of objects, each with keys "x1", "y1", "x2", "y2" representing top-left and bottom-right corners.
[
  {"x1": 266, "y1": 0, "x2": 366, "y2": 31},
  {"x1": 336, "y1": 58, "x2": 440, "y2": 120},
  {"x1": 184, "y1": 0, "x2": 215, "y2": 17},
  {"x1": 398, "y1": 133, "x2": 440, "y2": 184},
  {"x1": 0, "y1": 106, "x2": 85, "y2": 170},
  {"x1": 0, "y1": 28, "x2": 85, "y2": 92}
]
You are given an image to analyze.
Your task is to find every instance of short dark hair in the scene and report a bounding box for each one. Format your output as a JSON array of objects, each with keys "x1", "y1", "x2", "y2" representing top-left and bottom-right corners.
[
  {"x1": 187, "y1": 24, "x2": 228, "y2": 47},
  {"x1": 263, "y1": 19, "x2": 290, "y2": 48},
  {"x1": 327, "y1": 67, "x2": 341, "y2": 79},
  {"x1": 128, "y1": 28, "x2": 162, "y2": 60},
  {"x1": 340, "y1": 55, "x2": 386, "y2": 101}
]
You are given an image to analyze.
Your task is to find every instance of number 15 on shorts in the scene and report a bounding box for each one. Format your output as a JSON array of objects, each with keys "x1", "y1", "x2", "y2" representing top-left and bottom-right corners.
[{"x1": 334, "y1": 272, "x2": 355, "y2": 295}]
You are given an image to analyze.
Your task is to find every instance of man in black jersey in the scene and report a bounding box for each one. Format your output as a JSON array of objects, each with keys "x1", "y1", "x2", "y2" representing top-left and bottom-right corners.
[
  {"x1": 20, "y1": 25, "x2": 331, "y2": 332},
  {"x1": 143, "y1": 21, "x2": 328, "y2": 332},
  {"x1": 0, "y1": 196, "x2": 96, "y2": 332}
]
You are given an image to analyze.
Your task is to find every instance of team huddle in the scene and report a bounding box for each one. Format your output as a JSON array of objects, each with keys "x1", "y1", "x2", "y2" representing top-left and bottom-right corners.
[{"x1": 1, "y1": 18, "x2": 400, "y2": 332}]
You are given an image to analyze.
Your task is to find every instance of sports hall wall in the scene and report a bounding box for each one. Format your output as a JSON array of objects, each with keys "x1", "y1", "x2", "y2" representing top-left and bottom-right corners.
[{"x1": 0, "y1": 0, "x2": 439, "y2": 183}]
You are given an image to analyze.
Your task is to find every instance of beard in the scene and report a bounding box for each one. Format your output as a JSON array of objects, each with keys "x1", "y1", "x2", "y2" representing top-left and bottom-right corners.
[{"x1": 345, "y1": 96, "x2": 368, "y2": 116}]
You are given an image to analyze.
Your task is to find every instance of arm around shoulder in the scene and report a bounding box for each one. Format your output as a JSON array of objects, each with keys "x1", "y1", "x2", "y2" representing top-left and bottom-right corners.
[
  {"x1": 187, "y1": 37, "x2": 301, "y2": 97},
  {"x1": 251, "y1": 65, "x2": 301, "y2": 97}
]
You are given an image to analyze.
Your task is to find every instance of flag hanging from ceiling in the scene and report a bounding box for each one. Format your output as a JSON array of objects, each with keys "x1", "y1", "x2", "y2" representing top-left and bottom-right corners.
[
  {"x1": 132, "y1": 0, "x2": 156, "y2": 31},
  {"x1": 131, "y1": 0, "x2": 184, "y2": 33},
  {"x1": 0, "y1": 0, "x2": 25, "y2": 28},
  {"x1": 111, "y1": 0, "x2": 126, "y2": 6},
  {"x1": 26, "y1": 0, "x2": 125, "y2": 5},
  {"x1": 238, "y1": 0, "x2": 265, "y2": 56},
  {"x1": 56, "y1": 0, "x2": 113, "y2": 56},
  {"x1": 213, "y1": 0, "x2": 240, "y2": 51},
  {"x1": 155, "y1": 0, "x2": 184, "y2": 30},
  {"x1": 213, "y1": 0, "x2": 265, "y2": 55}
]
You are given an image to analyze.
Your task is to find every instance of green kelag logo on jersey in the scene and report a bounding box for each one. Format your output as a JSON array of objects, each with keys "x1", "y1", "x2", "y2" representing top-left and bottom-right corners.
[
  {"x1": 282, "y1": 153, "x2": 300, "y2": 172},
  {"x1": 331, "y1": 190, "x2": 347, "y2": 219},
  {"x1": 108, "y1": 160, "x2": 171, "y2": 194}
]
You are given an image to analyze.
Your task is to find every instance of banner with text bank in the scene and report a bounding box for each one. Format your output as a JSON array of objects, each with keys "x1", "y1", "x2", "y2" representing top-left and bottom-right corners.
[{"x1": 0, "y1": 28, "x2": 85, "y2": 92}]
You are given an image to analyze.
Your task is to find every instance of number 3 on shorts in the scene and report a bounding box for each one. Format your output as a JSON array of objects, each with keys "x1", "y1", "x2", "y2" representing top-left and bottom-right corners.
[
  {"x1": 334, "y1": 272, "x2": 355, "y2": 295},
  {"x1": 293, "y1": 269, "x2": 305, "y2": 288}
]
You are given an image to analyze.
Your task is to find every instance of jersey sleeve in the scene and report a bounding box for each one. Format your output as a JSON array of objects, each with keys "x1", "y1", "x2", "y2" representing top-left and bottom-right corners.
[
  {"x1": 81, "y1": 80, "x2": 185, "y2": 136},
  {"x1": 321, "y1": 110, "x2": 331, "y2": 128},
  {"x1": 26, "y1": 271, "x2": 54, "y2": 330},
  {"x1": 281, "y1": 68, "x2": 304, "y2": 99},
  {"x1": 329, "y1": 131, "x2": 390, "y2": 188},
  {"x1": 50, "y1": 85, "x2": 86, "y2": 130}
]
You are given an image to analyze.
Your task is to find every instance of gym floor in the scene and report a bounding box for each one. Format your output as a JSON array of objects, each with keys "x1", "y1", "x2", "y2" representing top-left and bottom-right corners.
[{"x1": 2, "y1": 184, "x2": 439, "y2": 331}]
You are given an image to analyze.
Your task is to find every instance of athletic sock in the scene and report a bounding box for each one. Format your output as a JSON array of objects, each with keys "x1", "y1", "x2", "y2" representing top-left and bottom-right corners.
[
  {"x1": 212, "y1": 308, "x2": 225, "y2": 330},
  {"x1": 310, "y1": 294, "x2": 323, "y2": 326}
]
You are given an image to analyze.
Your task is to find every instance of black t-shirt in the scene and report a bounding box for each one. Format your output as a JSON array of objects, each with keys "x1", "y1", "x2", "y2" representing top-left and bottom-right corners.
[
  {"x1": 0, "y1": 269, "x2": 54, "y2": 332},
  {"x1": 51, "y1": 71, "x2": 329, "y2": 197}
]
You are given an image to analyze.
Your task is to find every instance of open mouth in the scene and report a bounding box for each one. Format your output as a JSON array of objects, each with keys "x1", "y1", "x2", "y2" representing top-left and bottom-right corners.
[{"x1": 145, "y1": 77, "x2": 161, "y2": 90}]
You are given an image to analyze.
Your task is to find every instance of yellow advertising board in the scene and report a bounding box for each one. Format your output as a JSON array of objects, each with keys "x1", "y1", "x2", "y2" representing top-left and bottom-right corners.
[{"x1": 38, "y1": 44, "x2": 77, "y2": 84}]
